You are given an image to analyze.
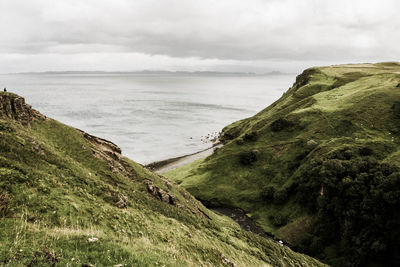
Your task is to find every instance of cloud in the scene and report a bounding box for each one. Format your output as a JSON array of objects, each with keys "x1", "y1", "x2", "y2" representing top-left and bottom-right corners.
[{"x1": 0, "y1": 0, "x2": 399, "y2": 72}]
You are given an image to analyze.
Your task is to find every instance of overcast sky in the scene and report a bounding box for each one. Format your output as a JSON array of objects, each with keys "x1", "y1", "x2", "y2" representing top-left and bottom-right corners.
[{"x1": 1, "y1": 0, "x2": 399, "y2": 73}]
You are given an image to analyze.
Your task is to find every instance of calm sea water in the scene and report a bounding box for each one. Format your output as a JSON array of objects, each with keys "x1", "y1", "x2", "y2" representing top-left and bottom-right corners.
[{"x1": 1, "y1": 73, "x2": 295, "y2": 164}]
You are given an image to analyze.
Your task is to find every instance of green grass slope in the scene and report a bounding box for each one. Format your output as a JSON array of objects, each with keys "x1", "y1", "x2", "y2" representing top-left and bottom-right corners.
[
  {"x1": 0, "y1": 92, "x2": 325, "y2": 266},
  {"x1": 165, "y1": 62, "x2": 400, "y2": 266}
]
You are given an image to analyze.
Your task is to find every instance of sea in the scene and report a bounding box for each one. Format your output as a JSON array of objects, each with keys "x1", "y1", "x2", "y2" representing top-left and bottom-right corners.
[{"x1": 0, "y1": 72, "x2": 296, "y2": 164}]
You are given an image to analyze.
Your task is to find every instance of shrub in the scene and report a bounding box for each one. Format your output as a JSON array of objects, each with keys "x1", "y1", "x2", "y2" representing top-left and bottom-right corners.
[
  {"x1": 239, "y1": 150, "x2": 259, "y2": 165},
  {"x1": 243, "y1": 131, "x2": 258, "y2": 141},
  {"x1": 236, "y1": 138, "x2": 244, "y2": 145},
  {"x1": 359, "y1": 146, "x2": 373, "y2": 156},
  {"x1": 0, "y1": 122, "x2": 13, "y2": 132},
  {"x1": 294, "y1": 150, "x2": 400, "y2": 266},
  {"x1": 270, "y1": 118, "x2": 294, "y2": 132},
  {"x1": 273, "y1": 188, "x2": 288, "y2": 204},
  {"x1": 260, "y1": 186, "x2": 275, "y2": 200},
  {"x1": 269, "y1": 213, "x2": 288, "y2": 227}
]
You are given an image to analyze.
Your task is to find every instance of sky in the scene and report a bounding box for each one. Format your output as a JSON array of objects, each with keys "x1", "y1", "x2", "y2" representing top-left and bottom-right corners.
[{"x1": 1, "y1": 0, "x2": 399, "y2": 73}]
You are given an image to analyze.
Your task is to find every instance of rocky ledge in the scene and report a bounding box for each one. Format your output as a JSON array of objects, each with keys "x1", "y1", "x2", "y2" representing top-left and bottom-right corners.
[{"x1": 0, "y1": 92, "x2": 45, "y2": 125}]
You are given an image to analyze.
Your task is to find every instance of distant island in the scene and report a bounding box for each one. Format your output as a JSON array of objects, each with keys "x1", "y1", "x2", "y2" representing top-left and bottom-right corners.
[{"x1": 8, "y1": 70, "x2": 292, "y2": 76}]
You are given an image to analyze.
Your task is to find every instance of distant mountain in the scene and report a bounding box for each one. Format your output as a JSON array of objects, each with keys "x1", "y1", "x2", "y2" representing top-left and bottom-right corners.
[{"x1": 10, "y1": 70, "x2": 292, "y2": 76}]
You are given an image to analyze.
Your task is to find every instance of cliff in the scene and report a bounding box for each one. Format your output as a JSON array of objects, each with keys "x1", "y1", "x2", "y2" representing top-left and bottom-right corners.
[{"x1": 0, "y1": 92, "x2": 45, "y2": 125}]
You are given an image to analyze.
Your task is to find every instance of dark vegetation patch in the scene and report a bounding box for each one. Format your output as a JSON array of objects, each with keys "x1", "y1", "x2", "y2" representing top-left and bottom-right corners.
[
  {"x1": 269, "y1": 213, "x2": 288, "y2": 227},
  {"x1": 270, "y1": 118, "x2": 295, "y2": 132},
  {"x1": 239, "y1": 150, "x2": 259, "y2": 165},
  {"x1": 272, "y1": 188, "x2": 288, "y2": 205},
  {"x1": 260, "y1": 186, "x2": 275, "y2": 200},
  {"x1": 236, "y1": 138, "x2": 244, "y2": 145},
  {"x1": 0, "y1": 121, "x2": 14, "y2": 132},
  {"x1": 243, "y1": 131, "x2": 258, "y2": 142},
  {"x1": 392, "y1": 101, "x2": 400, "y2": 118},
  {"x1": 293, "y1": 147, "x2": 400, "y2": 267},
  {"x1": 220, "y1": 125, "x2": 243, "y2": 142},
  {"x1": 333, "y1": 119, "x2": 358, "y2": 136}
]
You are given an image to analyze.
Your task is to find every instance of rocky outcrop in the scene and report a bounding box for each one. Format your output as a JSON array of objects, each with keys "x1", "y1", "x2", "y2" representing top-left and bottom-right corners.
[
  {"x1": 293, "y1": 68, "x2": 318, "y2": 89},
  {"x1": 0, "y1": 92, "x2": 45, "y2": 125},
  {"x1": 81, "y1": 131, "x2": 121, "y2": 156},
  {"x1": 116, "y1": 194, "x2": 128, "y2": 209},
  {"x1": 221, "y1": 255, "x2": 237, "y2": 267},
  {"x1": 79, "y1": 130, "x2": 126, "y2": 173},
  {"x1": 144, "y1": 180, "x2": 176, "y2": 205}
]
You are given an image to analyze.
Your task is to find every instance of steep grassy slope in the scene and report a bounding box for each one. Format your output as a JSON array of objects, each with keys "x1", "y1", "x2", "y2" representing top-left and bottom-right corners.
[
  {"x1": 0, "y1": 92, "x2": 325, "y2": 266},
  {"x1": 165, "y1": 62, "x2": 400, "y2": 266}
]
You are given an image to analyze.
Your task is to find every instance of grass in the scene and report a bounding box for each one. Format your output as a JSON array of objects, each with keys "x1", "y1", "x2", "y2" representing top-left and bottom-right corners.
[
  {"x1": 0, "y1": 92, "x2": 325, "y2": 266},
  {"x1": 164, "y1": 62, "x2": 400, "y2": 266}
]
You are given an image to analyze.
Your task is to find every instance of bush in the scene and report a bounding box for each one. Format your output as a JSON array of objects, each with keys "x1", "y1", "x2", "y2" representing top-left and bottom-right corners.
[
  {"x1": 269, "y1": 213, "x2": 288, "y2": 227},
  {"x1": 260, "y1": 186, "x2": 275, "y2": 200},
  {"x1": 273, "y1": 188, "x2": 288, "y2": 204},
  {"x1": 270, "y1": 118, "x2": 294, "y2": 132},
  {"x1": 359, "y1": 146, "x2": 373, "y2": 156},
  {"x1": 294, "y1": 149, "x2": 400, "y2": 266},
  {"x1": 239, "y1": 150, "x2": 259, "y2": 165},
  {"x1": 236, "y1": 138, "x2": 244, "y2": 145},
  {"x1": 243, "y1": 131, "x2": 258, "y2": 141},
  {"x1": 0, "y1": 122, "x2": 13, "y2": 132}
]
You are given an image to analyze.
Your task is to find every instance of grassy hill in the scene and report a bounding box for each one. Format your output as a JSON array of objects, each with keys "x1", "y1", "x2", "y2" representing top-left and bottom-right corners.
[
  {"x1": 0, "y1": 92, "x2": 325, "y2": 266},
  {"x1": 164, "y1": 62, "x2": 400, "y2": 266}
]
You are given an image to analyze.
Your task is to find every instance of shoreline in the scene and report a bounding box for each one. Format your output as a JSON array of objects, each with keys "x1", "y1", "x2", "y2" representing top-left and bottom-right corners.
[{"x1": 146, "y1": 142, "x2": 222, "y2": 174}]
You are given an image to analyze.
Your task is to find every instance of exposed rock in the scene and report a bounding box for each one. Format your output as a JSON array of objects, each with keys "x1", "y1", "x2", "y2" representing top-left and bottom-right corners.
[
  {"x1": 183, "y1": 191, "x2": 190, "y2": 200},
  {"x1": 116, "y1": 194, "x2": 128, "y2": 209},
  {"x1": 79, "y1": 130, "x2": 129, "y2": 174},
  {"x1": 294, "y1": 68, "x2": 319, "y2": 89},
  {"x1": 31, "y1": 140, "x2": 45, "y2": 155},
  {"x1": 0, "y1": 93, "x2": 45, "y2": 125},
  {"x1": 88, "y1": 237, "x2": 99, "y2": 242},
  {"x1": 81, "y1": 131, "x2": 121, "y2": 155},
  {"x1": 145, "y1": 180, "x2": 175, "y2": 205},
  {"x1": 221, "y1": 255, "x2": 236, "y2": 267},
  {"x1": 176, "y1": 203, "x2": 185, "y2": 209},
  {"x1": 165, "y1": 181, "x2": 172, "y2": 189},
  {"x1": 307, "y1": 139, "x2": 318, "y2": 148}
]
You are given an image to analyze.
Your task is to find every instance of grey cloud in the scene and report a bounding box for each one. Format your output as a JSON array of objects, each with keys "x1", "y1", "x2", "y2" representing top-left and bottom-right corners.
[{"x1": 0, "y1": 0, "x2": 399, "y2": 72}]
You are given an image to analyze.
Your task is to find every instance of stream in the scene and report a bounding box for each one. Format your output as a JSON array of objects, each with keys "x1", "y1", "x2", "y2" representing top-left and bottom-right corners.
[{"x1": 206, "y1": 205, "x2": 288, "y2": 248}]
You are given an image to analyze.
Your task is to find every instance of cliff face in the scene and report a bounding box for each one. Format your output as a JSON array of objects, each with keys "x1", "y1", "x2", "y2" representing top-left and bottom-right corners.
[
  {"x1": 0, "y1": 93, "x2": 45, "y2": 125},
  {"x1": 0, "y1": 91, "x2": 325, "y2": 266}
]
